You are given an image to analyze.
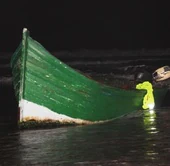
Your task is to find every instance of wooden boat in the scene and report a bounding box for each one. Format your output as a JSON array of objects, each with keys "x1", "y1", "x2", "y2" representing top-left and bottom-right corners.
[{"x1": 10, "y1": 28, "x2": 168, "y2": 125}]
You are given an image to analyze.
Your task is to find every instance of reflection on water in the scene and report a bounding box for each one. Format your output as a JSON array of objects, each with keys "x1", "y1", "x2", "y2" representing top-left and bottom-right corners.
[
  {"x1": 0, "y1": 108, "x2": 170, "y2": 165},
  {"x1": 143, "y1": 110, "x2": 159, "y2": 161},
  {"x1": 143, "y1": 109, "x2": 157, "y2": 134}
]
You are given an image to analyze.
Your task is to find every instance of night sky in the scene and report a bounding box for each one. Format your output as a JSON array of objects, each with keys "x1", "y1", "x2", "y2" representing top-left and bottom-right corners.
[{"x1": 0, "y1": 1, "x2": 170, "y2": 52}]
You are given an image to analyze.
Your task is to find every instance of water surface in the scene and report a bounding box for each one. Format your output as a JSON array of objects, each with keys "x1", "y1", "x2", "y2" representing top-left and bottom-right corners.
[{"x1": 0, "y1": 108, "x2": 170, "y2": 165}]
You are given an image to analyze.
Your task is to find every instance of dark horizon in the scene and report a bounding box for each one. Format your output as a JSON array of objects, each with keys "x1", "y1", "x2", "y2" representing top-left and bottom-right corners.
[{"x1": 1, "y1": 1, "x2": 170, "y2": 52}]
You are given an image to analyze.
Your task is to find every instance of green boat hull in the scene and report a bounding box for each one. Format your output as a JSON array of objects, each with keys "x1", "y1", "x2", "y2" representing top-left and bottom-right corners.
[{"x1": 10, "y1": 28, "x2": 168, "y2": 124}]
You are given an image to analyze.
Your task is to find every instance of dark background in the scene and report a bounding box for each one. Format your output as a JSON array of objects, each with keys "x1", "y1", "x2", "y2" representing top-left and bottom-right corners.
[
  {"x1": 0, "y1": 1, "x2": 170, "y2": 126},
  {"x1": 0, "y1": 1, "x2": 170, "y2": 52}
]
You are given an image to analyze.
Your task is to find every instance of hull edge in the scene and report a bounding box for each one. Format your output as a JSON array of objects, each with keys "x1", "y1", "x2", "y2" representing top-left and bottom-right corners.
[{"x1": 18, "y1": 99, "x2": 111, "y2": 125}]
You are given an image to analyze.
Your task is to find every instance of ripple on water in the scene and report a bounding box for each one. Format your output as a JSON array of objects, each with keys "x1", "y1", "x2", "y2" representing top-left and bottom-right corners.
[{"x1": 0, "y1": 108, "x2": 170, "y2": 165}]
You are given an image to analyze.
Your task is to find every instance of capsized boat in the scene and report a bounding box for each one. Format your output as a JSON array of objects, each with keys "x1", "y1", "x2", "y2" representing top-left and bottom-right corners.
[{"x1": 10, "y1": 28, "x2": 168, "y2": 125}]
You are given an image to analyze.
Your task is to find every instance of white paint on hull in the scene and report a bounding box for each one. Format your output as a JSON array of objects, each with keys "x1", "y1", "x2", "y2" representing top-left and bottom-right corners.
[{"x1": 19, "y1": 99, "x2": 98, "y2": 124}]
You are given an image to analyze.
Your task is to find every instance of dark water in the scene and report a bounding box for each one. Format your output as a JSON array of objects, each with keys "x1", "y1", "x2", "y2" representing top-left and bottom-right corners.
[{"x1": 0, "y1": 109, "x2": 170, "y2": 166}]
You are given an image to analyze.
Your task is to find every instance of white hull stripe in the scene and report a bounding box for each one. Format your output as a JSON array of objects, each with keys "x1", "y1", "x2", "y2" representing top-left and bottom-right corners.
[{"x1": 19, "y1": 99, "x2": 97, "y2": 124}]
